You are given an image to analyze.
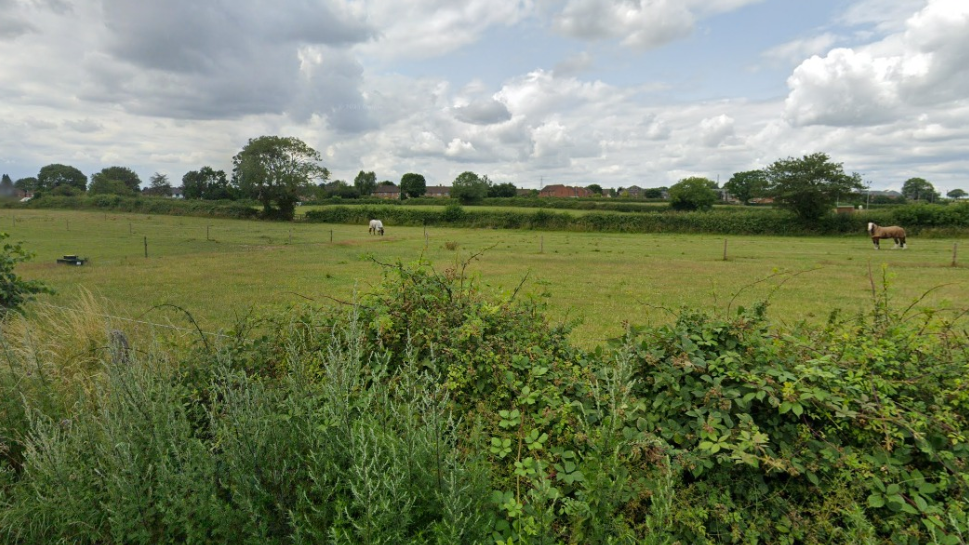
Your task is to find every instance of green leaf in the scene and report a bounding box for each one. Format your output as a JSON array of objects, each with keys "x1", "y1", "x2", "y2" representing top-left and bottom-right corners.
[{"x1": 867, "y1": 493, "x2": 885, "y2": 508}]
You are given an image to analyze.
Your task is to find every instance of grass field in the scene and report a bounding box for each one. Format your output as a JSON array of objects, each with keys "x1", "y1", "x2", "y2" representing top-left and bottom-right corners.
[{"x1": 4, "y1": 208, "x2": 968, "y2": 347}]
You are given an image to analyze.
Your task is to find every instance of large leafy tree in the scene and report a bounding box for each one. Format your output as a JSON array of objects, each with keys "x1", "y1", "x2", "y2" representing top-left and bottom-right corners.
[
  {"x1": 489, "y1": 181, "x2": 518, "y2": 198},
  {"x1": 668, "y1": 177, "x2": 718, "y2": 211},
  {"x1": 765, "y1": 153, "x2": 864, "y2": 221},
  {"x1": 450, "y1": 171, "x2": 489, "y2": 204},
  {"x1": 724, "y1": 170, "x2": 768, "y2": 205},
  {"x1": 145, "y1": 172, "x2": 173, "y2": 197},
  {"x1": 901, "y1": 177, "x2": 938, "y2": 202},
  {"x1": 88, "y1": 177, "x2": 135, "y2": 196},
  {"x1": 182, "y1": 167, "x2": 234, "y2": 200},
  {"x1": 37, "y1": 164, "x2": 87, "y2": 192},
  {"x1": 354, "y1": 171, "x2": 377, "y2": 197},
  {"x1": 232, "y1": 136, "x2": 328, "y2": 220},
  {"x1": 400, "y1": 173, "x2": 427, "y2": 199},
  {"x1": 14, "y1": 177, "x2": 38, "y2": 193},
  {"x1": 947, "y1": 188, "x2": 967, "y2": 200},
  {"x1": 92, "y1": 166, "x2": 142, "y2": 193}
]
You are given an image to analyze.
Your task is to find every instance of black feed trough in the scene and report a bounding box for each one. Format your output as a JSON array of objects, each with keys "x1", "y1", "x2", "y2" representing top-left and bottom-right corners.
[{"x1": 56, "y1": 254, "x2": 88, "y2": 266}]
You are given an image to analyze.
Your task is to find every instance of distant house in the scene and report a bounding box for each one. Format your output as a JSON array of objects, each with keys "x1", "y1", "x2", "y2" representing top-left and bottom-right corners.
[
  {"x1": 538, "y1": 184, "x2": 592, "y2": 198},
  {"x1": 374, "y1": 185, "x2": 401, "y2": 200},
  {"x1": 517, "y1": 188, "x2": 536, "y2": 197},
  {"x1": 623, "y1": 185, "x2": 645, "y2": 198},
  {"x1": 425, "y1": 185, "x2": 450, "y2": 198},
  {"x1": 171, "y1": 187, "x2": 184, "y2": 199}
]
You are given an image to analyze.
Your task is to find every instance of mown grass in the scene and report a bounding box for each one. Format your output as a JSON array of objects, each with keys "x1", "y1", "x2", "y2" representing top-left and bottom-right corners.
[{"x1": 4, "y1": 208, "x2": 968, "y2": 347}]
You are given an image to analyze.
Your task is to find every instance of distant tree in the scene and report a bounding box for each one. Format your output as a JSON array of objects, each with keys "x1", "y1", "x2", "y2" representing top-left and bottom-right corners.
[
  {"x1": 947, "y1": 188, "x2": 967, "y2": 200},
  {"x1": 92, "y1": 166, "x2": 141, "y2": 193},
  {"x1": 14, "y1": 177, "x2": 38, "y2": 193},
  {"x1": 37, "y1": 164, "x2": 87, "y2": 192},
  {"x1": 450, "y1": 171, "x2": 489, "y2": 204},
  {"x1": 668, "y1": 177, "x2": 718, "y2": 211},
  {"x1": 400, "y1": 173, "x2": 427, "y2": 199},
  {"x1": 585, "y1": 184, "x2": 603, "y2": 196},
  {"x1": 901, "y1": 177, "x2": 938, "y2": 202},
  {"x1": 644, "y1": 188, "x2": 665, "y2": 199},
  {"x1": 0, "y1": 175, "x2": 14, "y2": 198},
  {"x1": 145, "y1": 172, "x2": 173, "y2": 197},
  {"x1": 88, "y1": 177, "x2": 135, "y2": 196},
  {"x1": 320, "y1": 180, "x2": 359, "y2": 199},
  {"x1": 765, "y1": 153, "x2": 864, "y2": 221},
  {"x1": 232, "y1": 135, "x2": 329, "y2": 220},
  {"x1": 488, "y1": 182, "x2": 518, "y2": 198},
  {"x1": 724, "y1": 170, "x2": 768, "y2": 205},
  {"x1": 50, "y1": 184, "x2": 82, "y2": 197},
  {"x1": 354, "y1": 171, "x2": 377, "y2": 197},
  {"x1": 182, "y1": 167, "x2": 233, "y2": 200},
  {"x1": 0, "y1": 234, "x2": 53, "y2": 317}
]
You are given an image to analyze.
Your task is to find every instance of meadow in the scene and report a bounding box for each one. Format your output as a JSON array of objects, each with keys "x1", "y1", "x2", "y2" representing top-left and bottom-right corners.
[{"x1": 5, "y1": 208, "x2": 967, "y2": 347}]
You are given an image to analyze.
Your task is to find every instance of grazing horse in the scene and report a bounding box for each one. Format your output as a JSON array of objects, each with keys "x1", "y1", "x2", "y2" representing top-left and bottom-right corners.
[
  {"x1": 868, "y1": 222, "x2": 906, "y2": 249},
  {"x1": 368, "y1": 219, "x2": 384, "y2": 236}
]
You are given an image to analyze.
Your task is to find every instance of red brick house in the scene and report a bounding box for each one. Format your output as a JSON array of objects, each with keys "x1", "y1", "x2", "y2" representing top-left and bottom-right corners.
[
  {"x1": 538, "y1": 184, "x2": 592, "y2": 198},
  {"x1": 425, "y1": 185, "x2": 450, "y2": 198},
  {"x1": 374, "y1": 185, "x2": 401, "y2": 200}
]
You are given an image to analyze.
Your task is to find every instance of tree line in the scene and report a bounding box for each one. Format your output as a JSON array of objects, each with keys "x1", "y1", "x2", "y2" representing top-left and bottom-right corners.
[{"x1": 5, "y1": 135, "x2": 964, "y2": 222}]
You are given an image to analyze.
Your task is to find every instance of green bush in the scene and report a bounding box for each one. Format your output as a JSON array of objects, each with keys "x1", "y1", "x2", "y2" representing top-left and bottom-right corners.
[{"x1": 2, "y1": 260, "x2": 968, "y2": 543}]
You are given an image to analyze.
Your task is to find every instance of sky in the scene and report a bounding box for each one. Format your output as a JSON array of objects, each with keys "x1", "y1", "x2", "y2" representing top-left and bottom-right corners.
[{"x1": 1, "y1": 0, "x2": 967, "y2": 193}]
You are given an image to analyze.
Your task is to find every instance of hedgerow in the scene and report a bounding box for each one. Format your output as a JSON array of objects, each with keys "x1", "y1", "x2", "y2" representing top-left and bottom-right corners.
[
  {"x1": 304, "y1": 203, "x2": 969, "y2": 236},
  {"x1": 1, "y1": 259, "x2": 967, "y2": 543},
  {"x1": 23, "y1": 195, "x2": 260, "y2": 219}
]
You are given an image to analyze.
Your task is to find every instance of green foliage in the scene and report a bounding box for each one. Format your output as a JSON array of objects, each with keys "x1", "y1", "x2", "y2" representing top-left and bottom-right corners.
[
  {"x1": 947, "y1": 189, "x2": 967, "y2": 200},
  {"x1": 450, "y1": 171, "x2": 489, "y2": 204},
  {"x1": 489, "y1": 182, "x2": 518, "y2": 198},
  {"x1": 182, "y1": 166, "x2": 235, "y2": 200},
  {"x1": 0, "y1": 233, "x2": 52, "y2": 317},
  {"x1": 88, "y1": 177, "x2": 136, "y2": 197},
  {"x1": 724, "y1": 170, "x2": 768, "y2": 205},
  {"x1": 26, "y1": 194, "x2": 259, "y2": 219},
  {"x1": 92, "y1": 166, "x2": 142, "y2": 193},
  {"x1": 14, "y1": 177, "x2": 38, "y2": 193},
  {"x1": 400, "y1": 173, "x2": 427, "y2": 199},
  {"x1": 902, "y1": 177, "x2": 939, "y2": 203},
  {"x1": 232, "y1": 136, "x2": 329, "y2": 220},
  {"x1": 354, "y1": 170, "x2": 377, "y2": 197},
  {"x1": 766, "y1": 153, "x2": 865, "y2": 222},
  {"x1": 617, "y1": 271, "x2": 969, "y2": 543},
  {"x1": 37, "y1": 163, "x2": 88, "y2": 193},
  {"x1": 2, "y1": 258, "x2": 968, "y2": 543},
  {"x1": 668, "y1": 177, "x2": 718, "y2": 211}
]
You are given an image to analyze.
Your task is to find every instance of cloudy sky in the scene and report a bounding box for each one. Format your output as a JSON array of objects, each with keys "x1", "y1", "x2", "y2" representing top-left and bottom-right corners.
[{"x1": 1, "y1": 0, "x2": 967, "y2": 193}]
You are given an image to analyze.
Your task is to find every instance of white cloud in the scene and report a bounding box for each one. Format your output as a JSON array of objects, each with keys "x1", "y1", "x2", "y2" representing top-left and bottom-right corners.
[
  {"x1": 554, "y1": 0, "x2": 695, "y2": 49},
  {"x1": 784, "y1": 0, "x2": 969, "y2": 127},
  {"x1": 357, "y1": 0, "x2": 532, "y2": 59},
  {"x1": 698, "y1": 114, "x2": 736, "y2": 147},
  {"x1": 762, "y1": 33, "x2": 840, "y2": 65},
  {"x1": 552, "y1": 0, "x2": 764, "y2": 50}
]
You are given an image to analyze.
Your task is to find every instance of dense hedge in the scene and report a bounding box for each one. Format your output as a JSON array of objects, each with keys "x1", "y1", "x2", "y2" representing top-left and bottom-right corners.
[
  {"x1": 304, "y1": 202, "x2": 969, "y2": 236},
  {"x1": 1, "y1": 260, "x2": 967, "y2": 543},
  {"x1": 19, "y1": 195, "x2": 261, "y2": 219}
]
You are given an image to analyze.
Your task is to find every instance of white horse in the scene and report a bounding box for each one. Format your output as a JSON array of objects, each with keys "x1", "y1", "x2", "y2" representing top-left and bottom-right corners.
[
  {"x1": 868, "y1": 222, "x2": 906, "y2": 250},
  {"x1": 368, "y1": 219, "x2": 384, "y2": 236}
]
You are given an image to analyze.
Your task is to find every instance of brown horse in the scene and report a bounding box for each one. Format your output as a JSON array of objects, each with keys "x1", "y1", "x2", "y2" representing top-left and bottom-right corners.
[{"x1": 868, "y1": 222, "x2": 906, "y2": 249}]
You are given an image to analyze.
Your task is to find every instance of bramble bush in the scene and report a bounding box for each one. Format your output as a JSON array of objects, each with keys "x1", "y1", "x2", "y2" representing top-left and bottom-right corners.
[{"x1": 0, "y1": 258, "x2": 967, "y2": 544}]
